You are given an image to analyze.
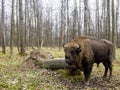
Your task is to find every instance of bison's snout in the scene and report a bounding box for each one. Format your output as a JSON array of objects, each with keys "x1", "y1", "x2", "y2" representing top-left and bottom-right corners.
[
  {"x1": 65, "y1": 59, "x2": 69, "y2": 63},
  {"x1": 65, "y1": 55, "x2": 70, "y2": 59},
  {"x1": 65, "y1": 56, "x2": 70, "y2": 64},
  {"x1": 65, "y1": 59, "x2": 73, "y2": 65},
  {"x1": 65, "y1": 56, "x2": 74, "y2": 66}
]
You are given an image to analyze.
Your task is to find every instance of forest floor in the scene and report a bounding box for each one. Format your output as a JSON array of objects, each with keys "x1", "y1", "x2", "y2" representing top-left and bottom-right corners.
[{"x1": 0, "y1": 48, "x2": 120, "y2": 90}]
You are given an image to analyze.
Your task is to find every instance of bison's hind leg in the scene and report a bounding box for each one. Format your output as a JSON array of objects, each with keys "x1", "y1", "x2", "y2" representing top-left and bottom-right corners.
[
  {"x1": 102, "y1": 61, "x2": 109, "y2": 78},
  {"x1": 102, "y1": 59, "x2": 112, "y2": 79},
  {"x1": 107, "y1": 60, "x2": 112, "y2": 79}
]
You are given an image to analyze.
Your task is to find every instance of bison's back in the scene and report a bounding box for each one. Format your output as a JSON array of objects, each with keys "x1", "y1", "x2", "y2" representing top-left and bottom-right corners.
[
  {"x1": 73, "y1": 36, "x2": 113, "y2": 63},
  {"x1": 89, "y1": 39, "x2": 113, "y2": 63}
]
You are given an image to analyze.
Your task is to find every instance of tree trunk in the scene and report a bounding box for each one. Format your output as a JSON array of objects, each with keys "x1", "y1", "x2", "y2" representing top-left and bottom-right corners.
[
  {"x1": 72, "y1": 0, "x2": 78, "y2": 39},
  {"x1": 19, "y1": 0, "x2": 26, "y2": 55},
  {"x1": 66, "y1": 0, "x2": 69, "y2": 43},
  {"x1": 22, "y1": 49, "x2": 76, "y2": 69},
  {"x1": 1, "y1": 0, "x2": 6, "y2": 54},
  {"x1": 107, "y1": 0, "x2": 111, "y2": 40},
  {"x1": 111, "y1": 0, "x2": 116, "y2": 59},
  {"x1": 116, "y1": 0, "x2": 119, "y2": 47},
  {"x1": 78, "y1": 0, "x2": 81, "y2": 37},
  {"x1": 10, "y1": 0, "x2": 15, "y2": 57},
  {"x1": 84, "y1": 0, "x2": 88, "y2": 36},
  {"x1": 96, "y1": 0, "x2": 100, "y2": 38},
  {"x1": 16, "y1": 0, "x2": 20, "y2": 53}
]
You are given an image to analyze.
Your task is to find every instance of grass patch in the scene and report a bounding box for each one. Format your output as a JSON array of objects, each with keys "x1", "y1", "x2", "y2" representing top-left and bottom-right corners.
[
  {"x1": 41, "y1": 47, "x2": 64, "y2": 58},
  {"x1": 116, "y1": 48, "x2": 120, "y2": 59},
  {"x1": 57, "y1": 69, "x2": 84, "y2": 83}
]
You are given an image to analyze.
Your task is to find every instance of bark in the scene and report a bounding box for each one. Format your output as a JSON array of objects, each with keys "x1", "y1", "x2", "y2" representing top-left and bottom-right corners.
[
  {"x1": 22, "y1": 49, "x2": 76, "y2": 69},
  {"x1": 72, "y1": 0, "x2": 77, "y2": 39},
  {"x1": 25, "y1": 0, "x2": 28, "y2": 48},
  {"x1": 59, "y1": 0, "x2": 64, "y2": 49},
  {"x1": 107, "y1": 0, "x2": 111, "y2": 40},
  {"x1": 84, "y1": 0, "x2": 88, "y2": 36},
  {"x1": 78, "y1": 0, "x2": 81, "y2": 37},
  {"x1": 16, "y1": 0, "x2": 20, "y2": 53},
  {"x1": 66, "y1": 0, "x2": 69, "y2": 43},
  {"x1": 96, "y1": 0, "x2": 100, "y2": 38},
  {"x1": 116, "y1": 0, "x2": 120, "y2": 47},
  {"x1": 112, "y1": 0, "x2": 116, "y2": 59},
  {"x1": 19, "y1": 0, "x2": 26, "y2": 55},
  {"x1": 24, "y1": 58, "x2": 76, "y2": 70},
  {"x1": 10, "y1": 0, "x2": 15, "y2": 57},
  {"x1": 1, "y1": 0, "x2": 6, "y2": 54}
]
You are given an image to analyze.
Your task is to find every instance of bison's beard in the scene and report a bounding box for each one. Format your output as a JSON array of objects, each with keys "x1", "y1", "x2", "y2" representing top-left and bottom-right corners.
[{"x1": 65, "y1": 59, "x2": 75, "y2": 66}]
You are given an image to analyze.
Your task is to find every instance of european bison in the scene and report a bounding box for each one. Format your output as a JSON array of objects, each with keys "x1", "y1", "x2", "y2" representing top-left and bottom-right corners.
[{"x1": 64, "y1": 36, "x2": 113, "y2": 83}]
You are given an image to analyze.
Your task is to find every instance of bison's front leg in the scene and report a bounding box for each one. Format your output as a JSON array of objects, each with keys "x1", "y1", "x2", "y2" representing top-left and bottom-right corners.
[
  {"x1": 83, "y1": 68, "x2": 92, "y2": 82},
  {"x1": 83, "y1": 64, "x2": 93, "y2": 85}
]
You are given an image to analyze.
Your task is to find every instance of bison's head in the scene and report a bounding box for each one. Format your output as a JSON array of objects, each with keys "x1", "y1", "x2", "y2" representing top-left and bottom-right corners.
[{"x1": 64, "y1": 43, "x2": 81, "y2": 66}]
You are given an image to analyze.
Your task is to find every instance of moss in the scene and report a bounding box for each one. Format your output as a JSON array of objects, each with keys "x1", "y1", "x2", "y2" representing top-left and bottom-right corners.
[
  {"x1": 0, "y1": 82, "x2": 8, "y2": 89},
  {"x1": 56, "y1": 69, "x2": 84, "y2": 82}
]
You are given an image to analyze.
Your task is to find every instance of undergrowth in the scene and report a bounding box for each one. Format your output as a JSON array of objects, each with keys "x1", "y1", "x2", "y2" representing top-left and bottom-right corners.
[{"x1": 0, "y1": 47, "x2": 119, "y2": 89}]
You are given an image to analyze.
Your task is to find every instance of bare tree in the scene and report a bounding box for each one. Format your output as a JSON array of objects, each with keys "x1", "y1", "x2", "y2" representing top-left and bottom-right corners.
[
  {"x1": 111, "y1": 0, "x2": 116, "y2": 58},
  {"x1": 10, "y1": 0, "x2": 15, "y2": 57},
  {"x1": 59, "y1": 0, "x2": 64, "y2": 49},
  {"x1": 84, "y1": 0, "x2": 89, "y2": 36},
  {"x1": 15, "y1": 0, "x2": 20, "y2": 52},
  {"x1": 1, "y1": 0, "x2": 6, "y2": 54},
  {"x1": 106, "y1": 0, "x2": 111, "y2": 40},
  {"x1": 72, "y1": 0, "x2": 78, "y2": 39},
  {"x1": 66, "y1": 0, "x2": 69, "y2": 43},
  {"x1": 95, "y1": 0, "x2": 100, "y2": 38},
  {"x1": 116, "y1": 0, "x2": 120, "y2": 47},
  {"x1": 19, "y1": 0, "x2": 25, "y2": 55},
  {"x1": 78, "y1": 0, "x2": 81, "y2": 37}
]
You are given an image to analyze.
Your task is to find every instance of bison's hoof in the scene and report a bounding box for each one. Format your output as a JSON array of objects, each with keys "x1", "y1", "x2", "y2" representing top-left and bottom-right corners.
[
  {"x1": 82, "y1": 82, "x2": 89, "y2": 88},
  {"x1": 83, "y1": 81, "x2": 89, "y2": 86},
  {"x1": 102, "y1": 76, "x2": 107, "y2": 79}
]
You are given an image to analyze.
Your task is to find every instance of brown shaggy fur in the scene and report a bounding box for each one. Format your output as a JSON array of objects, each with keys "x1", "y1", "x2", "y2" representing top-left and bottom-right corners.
[{"x1": 64, "y1": 36, "x2": 113, "y2": 83}]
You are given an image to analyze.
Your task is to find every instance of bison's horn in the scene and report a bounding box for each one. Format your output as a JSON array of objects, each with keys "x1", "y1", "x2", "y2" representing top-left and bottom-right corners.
[
  {"x1": 76, "y1": 44, "x2": 81, "y2": 54},
  {"x1": 77, "y1": 43, "x2": 81, "y2": 49}
]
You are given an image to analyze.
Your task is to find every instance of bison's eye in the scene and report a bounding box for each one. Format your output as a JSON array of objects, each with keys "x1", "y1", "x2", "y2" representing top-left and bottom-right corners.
[
  {"x1": 71, "y1": 50, "x2": 76, "y2": 55},
  {"x1": 65, "y1": 56, "x2": 70, "y2": 59},
  {"x1": 76, "y1": 48, "x2": 81, "y2": 55}
]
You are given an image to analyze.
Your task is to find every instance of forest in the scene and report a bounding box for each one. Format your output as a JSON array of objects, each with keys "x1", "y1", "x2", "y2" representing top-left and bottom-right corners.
[{"x1": 0, "y1": 0, "x2": 120, "y2": 89}]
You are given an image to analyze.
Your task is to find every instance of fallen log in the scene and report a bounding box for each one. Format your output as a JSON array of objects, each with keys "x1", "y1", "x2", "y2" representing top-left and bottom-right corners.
[
  {"x1": 23, "y1": 57, "x2": 76, "y2": 70},
  {"x1": 41, "y1": 58, "x2": 76, "y2": 69},
  {"x1": 21, "y1": 49, "x2": 76, "y2": 70},
  {"x1": 19, "y1": 50, "x2": 81, "y2": 76},
  {"x1": 20, "y1": 49, "x2": 79, "y2": 75}
]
